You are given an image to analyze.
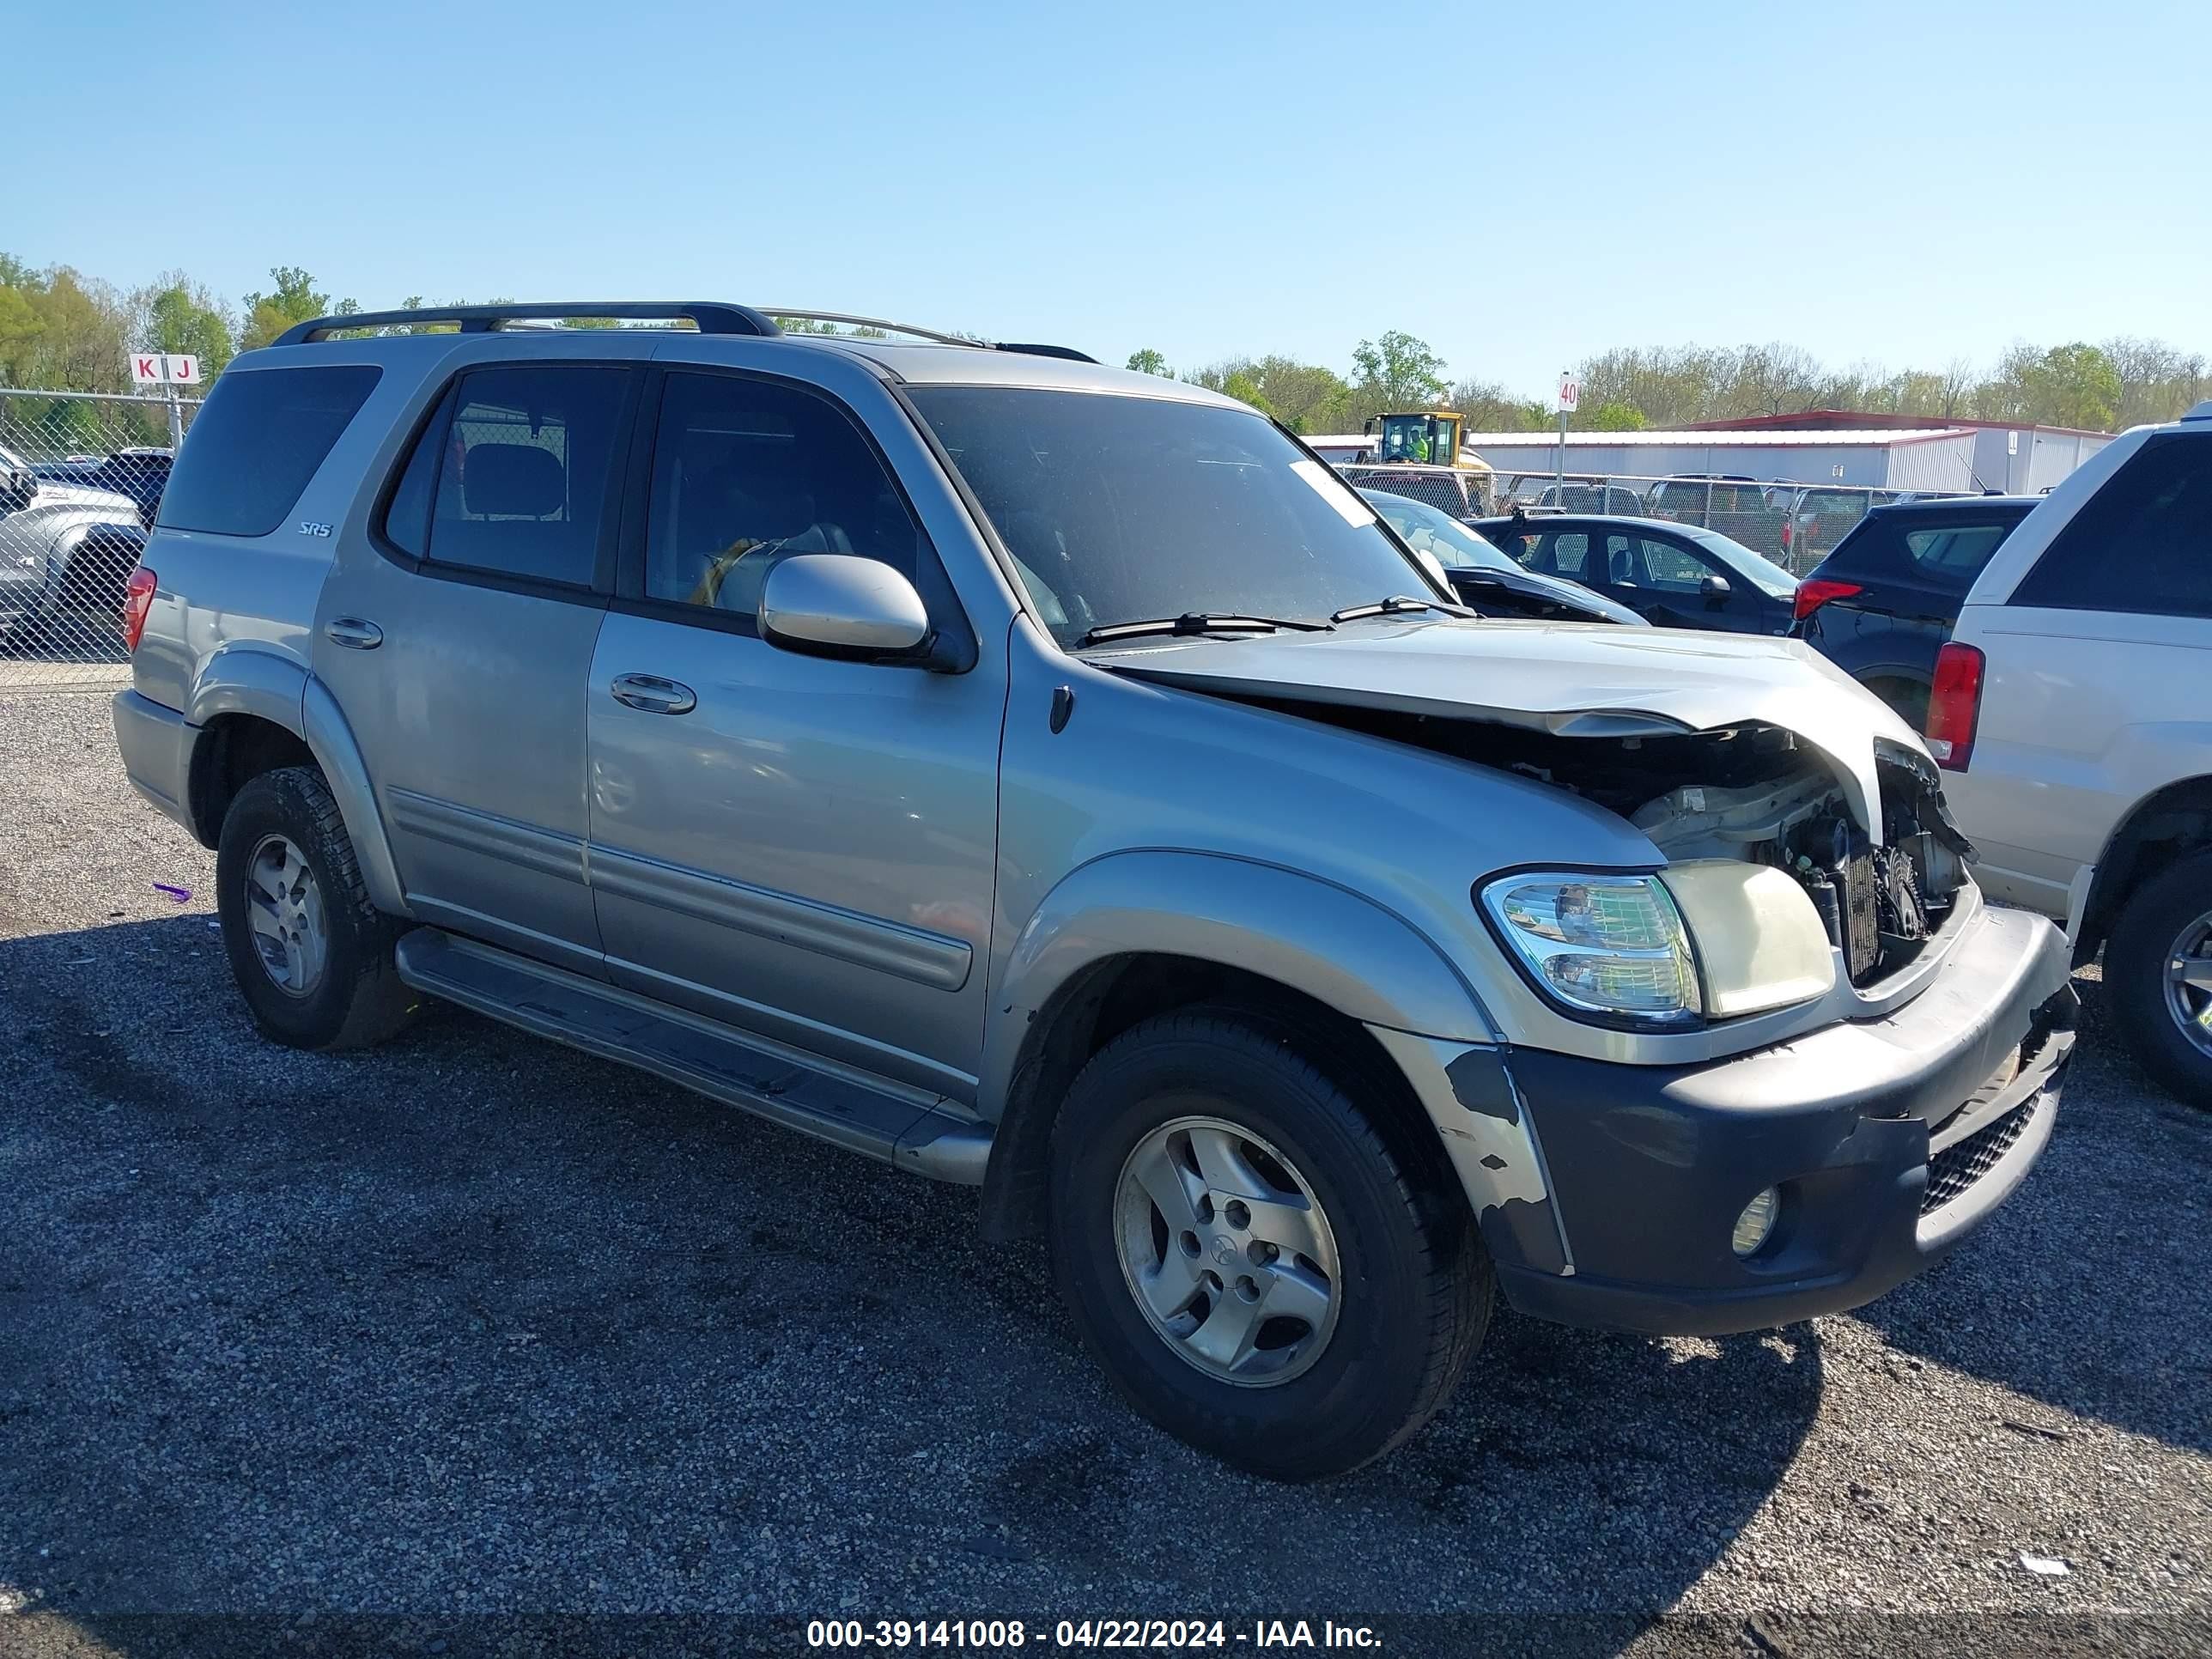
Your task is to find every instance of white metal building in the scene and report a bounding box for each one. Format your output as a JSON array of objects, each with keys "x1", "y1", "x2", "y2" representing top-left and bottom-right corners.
[{"x1": 1459, "y1": 412, "x2": 2113, "y2": 495}]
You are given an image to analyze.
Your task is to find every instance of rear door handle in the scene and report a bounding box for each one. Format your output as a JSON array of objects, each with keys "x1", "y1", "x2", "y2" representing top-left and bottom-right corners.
[
  {"x1": 610, "y1": 672, "x2": 696, "y2": 715},
  {"x1": 325, "y1": 617, "x2": 383, "y2": 650}
]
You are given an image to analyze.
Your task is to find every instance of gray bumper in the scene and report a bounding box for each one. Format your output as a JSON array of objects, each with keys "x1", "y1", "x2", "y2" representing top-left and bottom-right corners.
[{"x1": 112, "y1": 689, "x2": 197, "y2": 836}]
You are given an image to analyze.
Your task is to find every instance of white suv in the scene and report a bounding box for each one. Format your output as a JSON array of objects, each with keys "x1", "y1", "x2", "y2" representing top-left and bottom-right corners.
[{"x1": 1934, "y1": 401, "x2": 2212, "y2": 1106}]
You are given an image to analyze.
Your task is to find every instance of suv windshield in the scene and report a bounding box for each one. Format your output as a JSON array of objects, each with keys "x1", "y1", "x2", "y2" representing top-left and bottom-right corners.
[{"x1": 908, "y1": 386, "x2": 1439, "y2": 646}]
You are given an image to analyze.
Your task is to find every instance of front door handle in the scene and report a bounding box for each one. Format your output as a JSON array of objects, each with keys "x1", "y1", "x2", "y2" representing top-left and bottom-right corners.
[
  {"x1": 325, "y1": 617, "x2": 384, "y2": 650},
  {"x1": 610, "y1": 672, "x2": 696, "y2": 716}
]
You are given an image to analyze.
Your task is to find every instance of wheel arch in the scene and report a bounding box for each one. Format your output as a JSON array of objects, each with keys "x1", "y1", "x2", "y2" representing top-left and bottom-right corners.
[
  {"x1": 2080, "y1": 773, "x2": 2212, "y2": 950},
  {"x1": 182, "y1": 650, "x2": 408, "y2": 915},
  {"x1": 975, "y1": 851, "x2": 1496, "y2": 1243}
]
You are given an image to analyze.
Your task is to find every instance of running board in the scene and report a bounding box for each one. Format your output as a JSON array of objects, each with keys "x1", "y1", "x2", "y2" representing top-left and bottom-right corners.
[{"x1": 393, "y1": 928, "x2": 991, "y2": 1183}]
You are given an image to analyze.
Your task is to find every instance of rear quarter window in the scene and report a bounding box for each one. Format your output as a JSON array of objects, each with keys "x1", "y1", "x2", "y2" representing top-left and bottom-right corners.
[
  {"x1": 158, "y1": 365, "x2": 381, "y2": 536},
  {"x1": 1828, "y1": 512, "x2": 2024, "y2": 591},
  {"x1": 2014, "y1": 434, "x2": 2212, "y2": 618}
]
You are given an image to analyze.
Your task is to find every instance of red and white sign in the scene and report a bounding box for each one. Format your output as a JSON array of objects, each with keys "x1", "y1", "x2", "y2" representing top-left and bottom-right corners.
[
  {"x1": 129, "y1": 353, "x2": 202, "y2": 386},
  {"x1": 1554, "y1": 372, "x2": 1581, "y2": 415}
]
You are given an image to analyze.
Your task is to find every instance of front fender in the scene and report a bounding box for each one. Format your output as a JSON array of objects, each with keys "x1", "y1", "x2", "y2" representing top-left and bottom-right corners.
[{"x1": 979, "y1": 848, "x2": 1497, "y2": 1119}]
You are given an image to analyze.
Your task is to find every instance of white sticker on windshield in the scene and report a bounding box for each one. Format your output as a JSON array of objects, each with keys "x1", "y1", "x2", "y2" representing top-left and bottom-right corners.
[{"x1": 1290, "y1": 459, "x2": 1376, "y2": 527}]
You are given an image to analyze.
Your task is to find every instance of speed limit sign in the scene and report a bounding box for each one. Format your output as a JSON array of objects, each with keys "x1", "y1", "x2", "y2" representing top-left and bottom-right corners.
[{"x1": 1555, "y1": 372, "x2": 1581, "y2": 414}]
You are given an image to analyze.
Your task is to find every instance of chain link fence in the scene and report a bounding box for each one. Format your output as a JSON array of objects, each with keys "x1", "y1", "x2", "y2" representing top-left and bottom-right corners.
[
  {"x1": 1483, "y1": 469, "x2": 1977, "y2": 573},
  {"x1": 1, "y1": 387, "x2": 197, "y2": 692}
]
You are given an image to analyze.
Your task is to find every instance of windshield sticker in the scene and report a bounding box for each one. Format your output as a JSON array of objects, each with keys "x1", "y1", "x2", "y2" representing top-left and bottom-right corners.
[{"x1": 1290, "y1": 459, "x2": 1376, "y2": 527}]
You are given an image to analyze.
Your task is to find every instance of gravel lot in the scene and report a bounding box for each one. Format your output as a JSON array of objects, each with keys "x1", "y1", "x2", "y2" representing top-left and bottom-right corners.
[{"x1": 2, "y1": 689, "x2": 2208, "y2": 1656}]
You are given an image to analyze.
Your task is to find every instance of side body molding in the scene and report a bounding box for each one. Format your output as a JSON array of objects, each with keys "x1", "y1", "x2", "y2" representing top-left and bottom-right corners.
[{"x1": 977, "y1": 848, "x2": 1497, "y2": 1121}]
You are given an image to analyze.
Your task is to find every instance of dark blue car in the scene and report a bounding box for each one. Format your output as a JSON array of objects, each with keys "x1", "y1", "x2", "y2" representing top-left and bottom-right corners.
[{"x1": 1475, "y1": 512, "x2": 1800, "y2": 635}]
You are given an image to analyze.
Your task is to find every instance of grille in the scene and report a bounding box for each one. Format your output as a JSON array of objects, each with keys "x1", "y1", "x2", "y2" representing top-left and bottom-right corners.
[{"x1": 1922, "y1": 1102, "x2": 2033, "y2": 1214}]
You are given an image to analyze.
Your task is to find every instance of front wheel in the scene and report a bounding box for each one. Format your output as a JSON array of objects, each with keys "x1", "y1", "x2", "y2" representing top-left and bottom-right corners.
[
  {"x1": 2107, "y1": 849, "x2": 2212, "y2": 1109},
  {"x1": 1048, "y1": 1012, "x2": 1491, "y2": 1480}
]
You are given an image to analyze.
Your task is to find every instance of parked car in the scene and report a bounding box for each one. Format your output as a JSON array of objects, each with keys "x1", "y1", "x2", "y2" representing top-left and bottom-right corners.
[
  {"x1": 1522, "y1": 480, "x2": 1647, "y2": 515},
  {"x1": 1935, "y1": 401, "x2": 2212, "y2": 1108},
  {"x1": 0, "y1": 441, "x2": 149, "y2": 641},
  {"x1": 1790, "y1": 496, "x2": 2039, "y2": 725},
  {"x1": 52, "y1": 447, "x2": 173, "y2": 526},
  {"x1": 1335, "y1": 462, "x2": 1487, "y2": 520},
  {"x1": 1641, "y1": 477, "x2": 1795, "y2": 560},
  {"x1": 1476, "y1": 512, "x2": 1798, "y2": 634},
  {"x1": 1358, "y1": 489, "x2": 1645, "y2": 625},
  {"x1": 113, "y1": 300, "x2": 2073, "y2": 1478}
]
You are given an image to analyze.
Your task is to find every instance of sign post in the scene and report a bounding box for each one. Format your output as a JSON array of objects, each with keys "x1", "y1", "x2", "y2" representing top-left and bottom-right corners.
[
  {"x1": 131, "y1": 353, "x2": 202, "y2": 447},
  {"x1": 1553, "y1": 370, "x2": 1580, "y2": 500}
]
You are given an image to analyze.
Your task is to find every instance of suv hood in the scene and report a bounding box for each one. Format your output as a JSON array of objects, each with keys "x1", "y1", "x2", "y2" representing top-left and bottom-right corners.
[{"x1": 1090, "y1": 617, "x2": 1927, "y2": 838}]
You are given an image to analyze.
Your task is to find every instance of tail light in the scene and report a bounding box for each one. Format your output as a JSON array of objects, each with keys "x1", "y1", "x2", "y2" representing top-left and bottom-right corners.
[
  {"x1": 1926, "y1": 641, "x2": 1985, "y2": 772},
  {"x1": 122, "y1": 566, "x2": 157, "y2": 653},
  {"x1": 1791, "y1": 578, "x2": 1863, "y2": 623}
]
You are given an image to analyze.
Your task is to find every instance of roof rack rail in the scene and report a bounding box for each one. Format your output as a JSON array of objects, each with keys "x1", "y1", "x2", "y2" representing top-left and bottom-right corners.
[
  {"x1": 760, "y1": 308, "x2": 974, "y2": 346},
  {"x1": 761, "y1": 309, "x2": 1097, "y2": 362},
  {"x1": 271, "y1": 301, "x2": 782, "y2": 347}
]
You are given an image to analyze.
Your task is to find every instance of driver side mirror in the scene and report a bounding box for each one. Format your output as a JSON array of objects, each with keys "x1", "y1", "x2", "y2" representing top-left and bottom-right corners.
[
  {"x1": 759, "y1": 554, "x2": 939, "y2": 666},
  {"x1": 1699, "y1": 573, "x2": 1732, "y2": 607},
  {"x1": 0, "y1": 466, "x2": 34, "y2": 515}
]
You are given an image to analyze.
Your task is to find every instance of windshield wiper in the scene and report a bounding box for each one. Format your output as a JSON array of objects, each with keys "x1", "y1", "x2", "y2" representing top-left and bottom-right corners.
[
  {"x1": 1329, "y1": 594, "x2": 1468, "y2": 623},
  {"x1": 1075, "y1": 612, "x2": 1332, "y2": 647}
]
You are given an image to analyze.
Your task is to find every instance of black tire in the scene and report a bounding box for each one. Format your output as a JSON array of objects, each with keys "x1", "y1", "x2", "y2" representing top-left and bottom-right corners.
[
  {"x1": 2106, "y1": 848, "x2": 2212, "y2": 1110},
  {"x1": 1048, "y1": 1012, "x2": 1491, "y2": 1480},
  {"x1": 215, "y1": 765, "x2": 417, "y2": 1052}
]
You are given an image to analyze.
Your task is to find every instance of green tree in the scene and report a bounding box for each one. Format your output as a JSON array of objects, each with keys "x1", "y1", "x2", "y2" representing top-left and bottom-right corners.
[
  {"x1": 1217, "y1": 368, "x2": 1277, "y2": 419},
  {"x1": 240, "y1": 267, "x2": 356, "y2": 350},
  {"x1": 1125, "y1": 348, "x2": 1170, "y2": 377},
  {"x1": 1350, "y1": 330, "x2": 1447, "y2": 415},
  {"x1": 135, "y1": 273, "x2": 236, "y2": 377},
  {"x1": 1585, "y1": 400, "x2": 1647, "y2": 431},
  {"x1": 2022, "y1": 343, "x2": 2123, "y2": 430}
]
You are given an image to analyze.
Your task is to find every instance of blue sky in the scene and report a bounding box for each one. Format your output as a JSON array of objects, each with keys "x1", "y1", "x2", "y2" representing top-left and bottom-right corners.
[{"x1": 11, "y1": 0, "x2": 2208, "y2": 396}]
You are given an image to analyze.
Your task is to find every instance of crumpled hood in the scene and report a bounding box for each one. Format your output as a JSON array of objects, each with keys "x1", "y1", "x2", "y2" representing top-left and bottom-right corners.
[{"x1": 1091, "y1": 617, "x2": 1929, "y2": 838}]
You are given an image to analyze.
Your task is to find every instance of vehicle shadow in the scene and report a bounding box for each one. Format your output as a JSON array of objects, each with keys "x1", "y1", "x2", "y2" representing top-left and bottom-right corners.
[
  {"x1": 0, "y1": 915, "x2": 1816, "y2": 1630},
  {"x1": 1852, "y1": 969, "x2": 2212, "y2": 1456}
]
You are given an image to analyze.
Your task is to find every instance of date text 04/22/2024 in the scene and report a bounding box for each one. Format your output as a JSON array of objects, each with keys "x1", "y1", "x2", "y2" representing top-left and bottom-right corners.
[{"x1": 805, "y1": 1620, "x2": 1382, "y2": 1649}]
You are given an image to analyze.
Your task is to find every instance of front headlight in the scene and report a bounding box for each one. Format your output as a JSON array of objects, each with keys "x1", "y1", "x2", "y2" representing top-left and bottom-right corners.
[
  {"x1": 1480, "y1": 861, "x2": 1838, "y2": 1030},
  {"x1": 1479, "y1": 872, "x2": 1701, "y2": 1026}
]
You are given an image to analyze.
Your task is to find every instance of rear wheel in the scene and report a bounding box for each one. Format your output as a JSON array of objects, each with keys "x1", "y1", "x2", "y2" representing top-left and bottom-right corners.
[
  {"x1": 216, "y1": 766, "x2": 417, "y2": 1051},
  {"x1": 1048, "y1": 1012, "x2": 1490, "y2": 1479},
  {"x1": 2106, "y1": 848, "x2": 2212, "y2": 1109}
]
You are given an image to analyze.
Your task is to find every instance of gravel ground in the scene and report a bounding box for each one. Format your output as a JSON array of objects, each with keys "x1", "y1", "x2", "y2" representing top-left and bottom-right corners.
[{"x1": 1, "y1": 690, "x2": 2208, "y2": 1656}]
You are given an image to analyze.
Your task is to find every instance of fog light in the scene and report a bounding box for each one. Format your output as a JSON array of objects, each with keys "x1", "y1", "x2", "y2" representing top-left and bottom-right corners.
[{"x1": 1731, "y1": 1188, "x2": 1780, "y2": 1258}]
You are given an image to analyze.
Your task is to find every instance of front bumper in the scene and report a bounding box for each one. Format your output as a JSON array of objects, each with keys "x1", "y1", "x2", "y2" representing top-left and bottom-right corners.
[{"x1": 1488, "y1": 901, "x2": 2076, "y2": 1336}]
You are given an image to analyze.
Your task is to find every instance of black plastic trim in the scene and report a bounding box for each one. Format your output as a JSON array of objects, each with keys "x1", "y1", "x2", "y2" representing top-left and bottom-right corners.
[{"x1": 275, "y1": 301, "x2": 781, "y2": 347}]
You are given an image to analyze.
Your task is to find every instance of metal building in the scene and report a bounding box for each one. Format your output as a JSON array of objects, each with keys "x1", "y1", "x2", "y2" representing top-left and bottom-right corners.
[{"x1": 1458, "y1": 410, "x2": 2112, "y2": 495}]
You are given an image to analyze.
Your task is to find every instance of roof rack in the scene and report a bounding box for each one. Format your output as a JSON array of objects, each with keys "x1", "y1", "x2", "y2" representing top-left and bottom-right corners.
[
  {"x1": 272, "y1": 301, "x2": 781, "y2": 346},
  {"x1": 271, "y1": 300, "x2": 1097, "y2": 363},
  {"x1": 764, "y1": 309, "x2": 1097, "y2": 363}
]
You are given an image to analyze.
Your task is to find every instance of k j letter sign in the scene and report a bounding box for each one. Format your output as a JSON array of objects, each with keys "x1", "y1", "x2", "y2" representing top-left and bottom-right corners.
[{"x1": 130, "y1": 353, "x2": 202, "y2": 386}]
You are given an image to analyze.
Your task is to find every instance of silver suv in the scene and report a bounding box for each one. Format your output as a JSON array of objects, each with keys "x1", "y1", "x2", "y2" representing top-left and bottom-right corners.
[
  {"x1": 1936, "y1": 400, "x2": 2212, "y2": 1108},
  {"x1": 113, "y1": 301, "x2": 2075, "y2": 1478}
]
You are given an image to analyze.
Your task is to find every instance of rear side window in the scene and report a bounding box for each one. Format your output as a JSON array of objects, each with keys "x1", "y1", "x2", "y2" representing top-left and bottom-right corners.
[
  {"x1": 380, "y1": 365, "x2": 631, "y2": 589},
  {"x1": 2014, "y1": 434, "x2": 2211, "y2": 618},
  {"x1": 1830, "y1": 512, "x2": 2022, "y2": 591},
  {"x1": 158, "y1": 366, "x2": 380, "y2": 536}
]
